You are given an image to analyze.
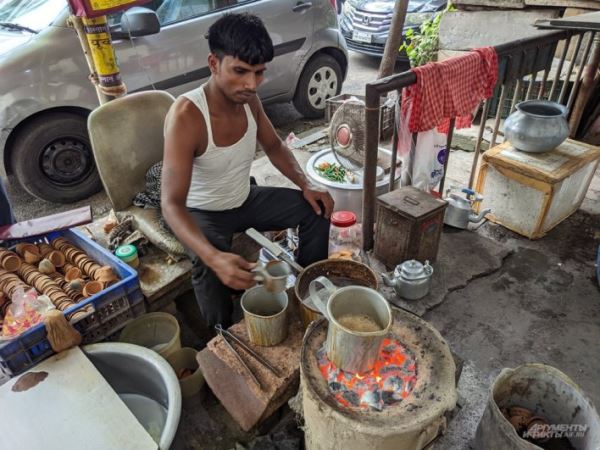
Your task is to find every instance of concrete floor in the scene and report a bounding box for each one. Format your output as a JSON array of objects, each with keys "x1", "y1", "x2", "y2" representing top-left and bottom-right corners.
[{"x1": 429, "y1": 209, "x2": 600, "y2": 449}]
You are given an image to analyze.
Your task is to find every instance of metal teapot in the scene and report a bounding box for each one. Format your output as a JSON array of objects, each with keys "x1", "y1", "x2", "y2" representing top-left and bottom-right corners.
[
  {"x1": 382, "y1": 260, "x2": 433, "y2": 300},
  {"x1": 444, "y1": 188, "x2": 491, "y2": 229}
]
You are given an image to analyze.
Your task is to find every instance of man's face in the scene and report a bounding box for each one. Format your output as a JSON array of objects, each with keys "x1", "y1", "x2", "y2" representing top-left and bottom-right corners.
[{"x1": 209, "y1": 54, "x2": 266, "y2": 104}]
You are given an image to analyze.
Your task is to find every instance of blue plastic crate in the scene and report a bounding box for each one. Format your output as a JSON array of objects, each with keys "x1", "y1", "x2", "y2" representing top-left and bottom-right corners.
[{"x1": 0, "y1": 228, "x2": 145, "y2": 376}]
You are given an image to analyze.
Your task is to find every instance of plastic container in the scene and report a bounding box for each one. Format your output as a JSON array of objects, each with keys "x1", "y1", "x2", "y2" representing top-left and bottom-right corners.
[
  {"x1": 0, "y1": 228, "x2": 145, "y2": 377},
  {"x1": 119, "y1": 312, "x2": 181, "y2": 359},
  {"x1": 115, "y1": 245, "x2": 140, "y2": 269},
  {"x1": 166, "y1": 347, "x2": 205, "y2": 398},
  {"x1": 329, "y1": 211, "x2": 362, "y2": 259}
]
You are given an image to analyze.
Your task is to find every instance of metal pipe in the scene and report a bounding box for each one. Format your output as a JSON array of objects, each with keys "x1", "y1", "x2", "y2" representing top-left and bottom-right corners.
[
  {"x1": 524, "y1": 46, "x2": 540, "y2": 101},
  {"x1": 549, "y1": 35, "x2": 571, "y2": 101},
  {"x1": 558, "y1": 34, "x2": 583, "y2": 105},
  {"x1": 438, "y1": 118, "x2": 455, "y2": 195},
  {"x1": 388, "y1": 91, "x2": 401, "y2": 192},
  {"x1": 494, "y1": 30, "x2": 569, "y2": 57},
  {"x1": 537, "y1": 67, "x2": 551, "y2": 99},
  {"x1": 567, "y1": 32, "x2": 595, "y2": 112},
  {"x1": 469, "y1": 100, "x2": 491, "y2": 189},
  {"x1": 491, "y1": 84, "x2": 508, "y2": 147},
  {"x1": 510, "y1": 79, "x2": 524, "y2": 115},
  {"x1": 569, "y1": 32, "x2": 600, "y2": 136},
  {"x1": 363, "y1": 83, "x2": 381, "y2": 251},
  {"x1": 525, "y1": 72, "x2": 538, "y2": 101},
  {"x1": 69, "y1": 16, "x2": 110, "y2": 105}
]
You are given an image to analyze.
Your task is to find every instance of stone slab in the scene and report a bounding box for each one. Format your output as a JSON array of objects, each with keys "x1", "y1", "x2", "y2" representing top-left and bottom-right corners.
[
  {"x1": 452, "y1": 0, "x2": 526, "y2": 8},
  {"x1": 526, "y1": 0, "x2": 600, "y2": 9},
  {"x1": 197, "y1": 302, "x2": 304, "y2": 431},
  {"x1": 375, "y1": 229, "x2": 512, "y2": 317},
  {"x1": 439, "y1": 10, "x2": 559, "y2": 51}
]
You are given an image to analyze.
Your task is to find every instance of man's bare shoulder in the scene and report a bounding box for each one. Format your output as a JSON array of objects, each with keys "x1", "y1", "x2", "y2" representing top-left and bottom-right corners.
[
  {"x1": 247, "y1": 95, "x2": 264, "y2": 120},
  {"x1": 167, "y1": 96, "x2": 205, "y2": 127}
]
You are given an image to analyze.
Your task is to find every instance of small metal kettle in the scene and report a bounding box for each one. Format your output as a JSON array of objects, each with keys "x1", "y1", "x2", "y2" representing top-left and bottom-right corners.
[
  {"x1": 382, "y1": 259, "x2": 433, "y2": 300},
  {"x1": 444, "y1": 188, "x2": 491, "y2": 229}
]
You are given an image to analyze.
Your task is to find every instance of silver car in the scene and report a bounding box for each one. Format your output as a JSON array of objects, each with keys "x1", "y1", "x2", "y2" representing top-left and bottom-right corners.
[{"x1": 0, "y1": 0, "x2": 347, "y2": 203}]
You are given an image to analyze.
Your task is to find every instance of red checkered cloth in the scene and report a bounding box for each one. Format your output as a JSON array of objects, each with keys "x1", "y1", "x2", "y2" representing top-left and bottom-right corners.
[{"x1": 402, "y1": 47, "x2": 498, "y2": 134}]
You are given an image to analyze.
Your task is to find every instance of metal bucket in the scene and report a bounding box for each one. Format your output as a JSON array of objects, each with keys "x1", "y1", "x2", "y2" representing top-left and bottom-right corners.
[
  {"x1": 241, "y1": 285, "x2": 288, "y2": 346},
  {"x1": 475, "y1": 363, "x2": 600, "y2": 449},
  {"x1": 294, "y1": 259, "x2": 379, "y2": 329},
  {"x1": 309, "y1": 277, "x2": 392, "y2": 374}
]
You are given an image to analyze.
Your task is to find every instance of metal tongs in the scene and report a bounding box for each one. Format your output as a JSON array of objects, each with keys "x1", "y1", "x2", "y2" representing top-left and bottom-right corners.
[{"x1": 215, "y1": 324, "x2": 282, "y2": 390}]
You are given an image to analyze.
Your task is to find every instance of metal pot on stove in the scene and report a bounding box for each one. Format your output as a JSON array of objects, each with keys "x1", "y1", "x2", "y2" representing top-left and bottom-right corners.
[{"x1": 382, "y1": 259, "x2": 433, "y2": 300}]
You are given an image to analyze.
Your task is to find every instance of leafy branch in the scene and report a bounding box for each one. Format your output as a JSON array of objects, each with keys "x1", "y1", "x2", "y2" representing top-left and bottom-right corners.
[{"x1": 399, "y1": 4, "x2": 456, "y2": 68}]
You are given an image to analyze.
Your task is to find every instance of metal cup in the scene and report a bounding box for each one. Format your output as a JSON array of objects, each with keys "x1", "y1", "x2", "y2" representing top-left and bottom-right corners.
[
  {"x1": 309, "y1": 276, "x2": 392, "y2": 374},
  {"x1": 253, "y1": 260, "x2": 291, "y2": 293},
  {"x1": 241, "y1": 285, "x2": 288, "y2": 346}
]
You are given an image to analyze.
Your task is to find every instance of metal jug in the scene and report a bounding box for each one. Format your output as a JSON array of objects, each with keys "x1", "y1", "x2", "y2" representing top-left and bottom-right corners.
[
  {"x1": 309, "y1": 276, "x2": 392, "y2": 374},
  {"x1": 444, "y1": 188, "x2": 491, "y2": 229},
  {"x1": 382, "y1": 259, "x2": 433, "y2": 300}
]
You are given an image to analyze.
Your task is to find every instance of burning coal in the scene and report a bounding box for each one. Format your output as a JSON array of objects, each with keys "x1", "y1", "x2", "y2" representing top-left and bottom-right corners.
[{"x1": 317, "y1": 338, "x2": 417, "y2": 411}]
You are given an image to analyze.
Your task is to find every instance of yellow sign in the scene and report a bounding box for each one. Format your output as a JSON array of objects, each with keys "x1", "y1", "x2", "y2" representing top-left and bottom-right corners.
[
  {"x1": 89, "y1": 0, "x2": 138, "y2": 11},
  {"x1": 83, "y1": 16, "x2": 122, "y2": 87}
]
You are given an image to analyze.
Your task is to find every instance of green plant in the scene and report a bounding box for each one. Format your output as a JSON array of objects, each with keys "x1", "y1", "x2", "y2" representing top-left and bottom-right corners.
[{"x1": 400, "y1": 4, "x2": 456, "y2": 67}]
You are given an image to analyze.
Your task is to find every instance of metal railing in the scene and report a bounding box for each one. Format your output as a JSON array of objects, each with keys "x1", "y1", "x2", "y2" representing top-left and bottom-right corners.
[{"x1": 362, "y1": 28, "x2": 599, "y2": 250}]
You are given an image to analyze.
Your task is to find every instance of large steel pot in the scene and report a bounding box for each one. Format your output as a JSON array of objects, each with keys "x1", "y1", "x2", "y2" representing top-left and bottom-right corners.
[
  {"x1": 84, "y1": 342, "x2": 182, "y2": 450},
  {"x1": 306, "y1": 149, "x2": 399, "y2": 221},
  {"x1": 294, "y1": 259, "x2": 379, "y2": 329},
  {"x1": 504, "y1": 100, "x2": 569, "y2": 153}
]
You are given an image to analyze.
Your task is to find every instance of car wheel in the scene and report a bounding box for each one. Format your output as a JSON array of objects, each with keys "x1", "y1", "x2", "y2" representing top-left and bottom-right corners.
[
  {"x1": 293, "y1": 54, "x2": 343, "y2": 119},
  {"x1": 11, "y1": 112, "x2": 102, "y2": 203}
]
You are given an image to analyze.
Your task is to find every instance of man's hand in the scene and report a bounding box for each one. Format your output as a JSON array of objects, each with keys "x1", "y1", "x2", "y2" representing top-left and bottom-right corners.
[
  {"x1": 302, "y1": 184, "x2": 335, "y2": 219},
  {"x1": 208, "y1": 252, "x2": 257, "y2": 290}
]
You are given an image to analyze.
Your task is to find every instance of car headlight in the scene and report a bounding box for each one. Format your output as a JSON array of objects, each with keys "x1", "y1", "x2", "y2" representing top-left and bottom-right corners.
[{"x1": 404, "y1": 12, "x2": 434, "y2": 27}]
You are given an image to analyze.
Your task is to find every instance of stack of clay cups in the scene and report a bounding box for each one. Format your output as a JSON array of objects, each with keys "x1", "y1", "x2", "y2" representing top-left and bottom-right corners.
[
  {"x1": 52, "y1": 238, "x2": 105, "y2": 289},
  {"x1": 0, "y1": 268, "x2": 29, "y2": 300},
  {"x1": 94, "y1": 265, "x2": 118, "y2": 287},
  {"x1": 17, "y1": 263, "x2": 74, "y2": 312},
  {"x1": 0, "y1": 249, "x2": 21, "y2": 272},
  {"x1": 15, "y1": 243, "x2": 42, "y2": 265},
  {"x1": 0, "y1": 291, "x2": 10, "y2": 324},
  {"x1": 52, "y1": 237, "x2": 101, "y2": 277}
]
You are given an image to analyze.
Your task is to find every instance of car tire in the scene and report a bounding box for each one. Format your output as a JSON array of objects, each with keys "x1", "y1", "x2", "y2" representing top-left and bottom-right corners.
[
  {"x1": 10, "y1": 112, "x2": 102, "y2": 204},
  {"x1": 293, "y1": 53, "x2": 343, "y2": 119}
]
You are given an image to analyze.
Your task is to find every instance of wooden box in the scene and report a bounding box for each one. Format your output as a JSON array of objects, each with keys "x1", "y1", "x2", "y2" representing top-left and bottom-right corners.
[
  {"x1": 475, "y1": 139, "x2": 600, "y2": 239},
  {"x1": 374, "y1": 186, "x2": 448, "y2": 268}
]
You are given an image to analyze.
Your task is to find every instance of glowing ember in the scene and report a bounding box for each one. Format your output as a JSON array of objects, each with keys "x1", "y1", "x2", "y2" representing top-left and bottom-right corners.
[{"x1": 317, "y1": 338, "x2": 417, "y2": 411}]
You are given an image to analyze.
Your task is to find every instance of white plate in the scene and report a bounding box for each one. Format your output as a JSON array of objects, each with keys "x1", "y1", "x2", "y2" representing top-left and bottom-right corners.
[{"x1": 352, "y1": 31, "x2": 372, "y2": 43}]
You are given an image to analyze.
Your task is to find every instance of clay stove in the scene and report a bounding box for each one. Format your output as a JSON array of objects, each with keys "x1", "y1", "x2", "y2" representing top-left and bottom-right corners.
[{"x1": 300, "y1": 308, "x2": 457, "y2": 450}]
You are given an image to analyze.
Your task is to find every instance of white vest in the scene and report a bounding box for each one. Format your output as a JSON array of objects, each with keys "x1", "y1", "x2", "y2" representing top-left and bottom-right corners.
[{"x1": 182, "y1": 84, "x2": 257, "y2": 211}]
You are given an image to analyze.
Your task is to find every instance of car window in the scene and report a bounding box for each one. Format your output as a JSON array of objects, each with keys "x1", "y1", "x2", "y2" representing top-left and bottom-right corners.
[
  {"x1": 108, "y1": 0, "x2": 255, "y2": 28},
  {"x1": 156, "y1": 0, "x2": 255, "y2": 26}
]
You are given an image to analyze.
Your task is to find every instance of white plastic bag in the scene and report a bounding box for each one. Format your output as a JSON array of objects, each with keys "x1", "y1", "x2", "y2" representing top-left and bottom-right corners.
[
  {"x1": 1, "y1": 288, "x2": 54, "y2": 339},
  {"x1": 397, "y1": 93, "x2": 448, "y2": 193},
  {"x1": 400, "y1": 130, "x2": 447, "y2": 192}
]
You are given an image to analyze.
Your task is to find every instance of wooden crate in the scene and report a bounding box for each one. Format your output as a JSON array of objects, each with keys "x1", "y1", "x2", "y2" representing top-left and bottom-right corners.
[
  {"x1": 475, "y1": 139, "x2": 600, "y2": 239},
  {"x1": 374, "y1": 186, "x2": 447, "y2": 268}
]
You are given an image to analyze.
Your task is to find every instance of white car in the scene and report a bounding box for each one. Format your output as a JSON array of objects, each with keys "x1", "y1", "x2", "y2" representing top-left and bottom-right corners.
[{"x1": 0, "y1": 0, "x2": 348, "y2": 203}]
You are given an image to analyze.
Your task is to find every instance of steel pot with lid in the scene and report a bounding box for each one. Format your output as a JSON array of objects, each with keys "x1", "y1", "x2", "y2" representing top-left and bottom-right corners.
[{"x1": 382, "y1": 260, "x2": 433, "y2": 300}]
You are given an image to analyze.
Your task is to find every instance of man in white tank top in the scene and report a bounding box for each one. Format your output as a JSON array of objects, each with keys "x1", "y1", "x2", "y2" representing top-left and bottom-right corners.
[{"x1": 161, "y1": 14, "x2": 334, "y2": 329}]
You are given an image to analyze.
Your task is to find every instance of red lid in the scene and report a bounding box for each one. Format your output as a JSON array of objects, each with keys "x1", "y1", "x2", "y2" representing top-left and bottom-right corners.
[{"x1": 331, "y1": 211, "x2": 357, "y2": 227}]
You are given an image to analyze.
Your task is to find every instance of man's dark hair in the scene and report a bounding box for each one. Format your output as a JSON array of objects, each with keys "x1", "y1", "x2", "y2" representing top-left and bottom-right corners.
[{"x1": 208, "y1": 13, "x2": 274, "y2": 65}]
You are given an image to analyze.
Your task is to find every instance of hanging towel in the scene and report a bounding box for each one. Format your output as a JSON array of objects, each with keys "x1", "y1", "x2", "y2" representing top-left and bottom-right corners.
[{"x1": 402, "y1": 47, "x2": 498, "y2": 134}]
